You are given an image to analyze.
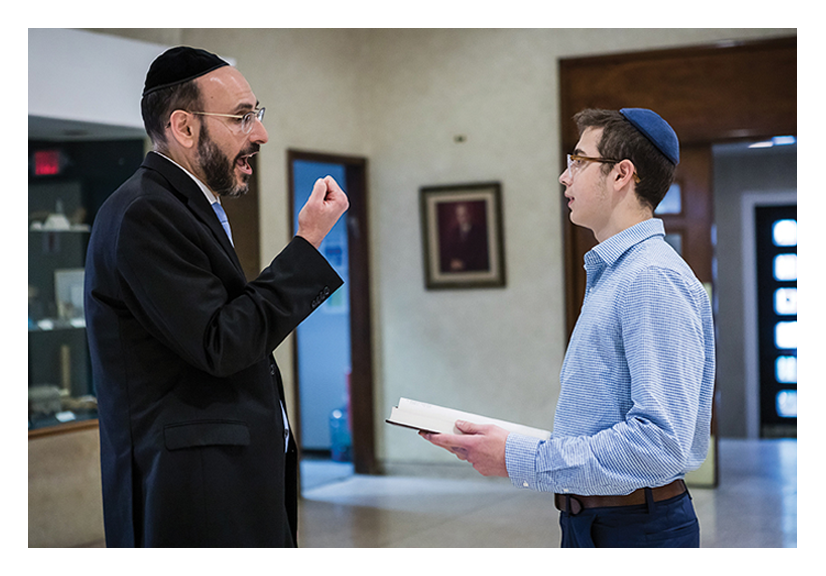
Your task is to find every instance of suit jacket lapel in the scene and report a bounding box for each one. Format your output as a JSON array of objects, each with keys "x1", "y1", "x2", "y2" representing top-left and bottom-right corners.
[{"x1": 142, "y1": 153, "x2": 245, "y2": 275}]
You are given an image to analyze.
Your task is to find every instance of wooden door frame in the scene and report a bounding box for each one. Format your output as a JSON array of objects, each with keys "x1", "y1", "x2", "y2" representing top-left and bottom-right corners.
[{"x1": 287, "y1": 149, "x2": 376, "y2": 476}]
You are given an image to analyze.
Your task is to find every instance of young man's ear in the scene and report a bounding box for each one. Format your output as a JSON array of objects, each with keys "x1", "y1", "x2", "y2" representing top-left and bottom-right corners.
[
  {"x1": 614, "y1": 159, "x2": 638, "y2": 187},
  {"x1": 167, "y1": 110, "x2": 198, "y2": 149}
]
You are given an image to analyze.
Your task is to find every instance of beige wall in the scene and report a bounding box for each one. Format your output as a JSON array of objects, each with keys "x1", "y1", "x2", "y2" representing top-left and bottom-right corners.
[{"x1": 85, "y1": 28, "x2": 793, "y2": 468}]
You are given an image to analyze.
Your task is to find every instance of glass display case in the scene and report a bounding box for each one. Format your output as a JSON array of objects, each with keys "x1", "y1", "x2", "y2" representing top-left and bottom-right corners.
[
  {"x1": 28, "y1": 138, "x2": 145, "y2": 432},
  {"x1": 28, "y1": 189, "x2": 96, "y2": 429}
]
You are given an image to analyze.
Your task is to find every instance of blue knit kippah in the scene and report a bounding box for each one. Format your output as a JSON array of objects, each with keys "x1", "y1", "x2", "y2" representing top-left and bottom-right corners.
[
  {"x1": 619, "y1": 108, "x2": 680, "y2": 165},
  {"x1": 143, "y1": 46, "x2": 229, "y2": 96}
]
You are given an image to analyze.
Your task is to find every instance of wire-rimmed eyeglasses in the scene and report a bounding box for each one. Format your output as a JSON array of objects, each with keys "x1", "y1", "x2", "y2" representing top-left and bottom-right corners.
[
  {"x1": 190, "y1": 107, "x2": 266, "y2": 134},
  {"x1": 566, "y1": 153, "x2": 641, "y2": 184}
]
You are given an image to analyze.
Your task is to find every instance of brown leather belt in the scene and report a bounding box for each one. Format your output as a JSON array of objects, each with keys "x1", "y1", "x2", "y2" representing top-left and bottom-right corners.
[{"x1": 554, "y1": 479, "x2": 687, "y2": 515}]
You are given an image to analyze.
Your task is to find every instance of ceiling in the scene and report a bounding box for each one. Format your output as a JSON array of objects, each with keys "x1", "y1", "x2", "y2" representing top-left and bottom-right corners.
[
  {"x1": 713, "y1": 138, "x2": 797, "y2": 157},
  {"x1": 29, "y1": 115, "x2": 146, "y2": 142}
]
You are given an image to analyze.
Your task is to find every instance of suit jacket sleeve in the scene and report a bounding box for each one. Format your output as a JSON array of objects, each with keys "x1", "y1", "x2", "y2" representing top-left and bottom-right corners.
[{"x1": 115, "y1": 191, "x2": 342, "y2": 377}]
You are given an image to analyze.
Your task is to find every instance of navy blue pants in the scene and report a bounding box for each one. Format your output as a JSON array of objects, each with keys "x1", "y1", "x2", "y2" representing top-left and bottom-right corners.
[{"x1": 559, "y1": 490, "x2": 699, "y2": 548}]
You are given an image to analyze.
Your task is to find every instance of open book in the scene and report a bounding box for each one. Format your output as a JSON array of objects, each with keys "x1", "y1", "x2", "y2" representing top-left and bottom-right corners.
[{"x1": 386, "y1": 397, "x2": 551, "y2": 441}]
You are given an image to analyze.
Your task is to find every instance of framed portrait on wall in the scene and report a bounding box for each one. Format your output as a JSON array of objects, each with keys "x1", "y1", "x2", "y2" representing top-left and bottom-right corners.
[{"x1": 419, "y1": 182, "x2": 506, "y2": 289}]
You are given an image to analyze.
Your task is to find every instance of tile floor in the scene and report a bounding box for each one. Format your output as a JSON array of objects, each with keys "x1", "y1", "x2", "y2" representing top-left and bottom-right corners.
[{"x1": 298, "y1": 438, "x2": 797, "y2": 548}]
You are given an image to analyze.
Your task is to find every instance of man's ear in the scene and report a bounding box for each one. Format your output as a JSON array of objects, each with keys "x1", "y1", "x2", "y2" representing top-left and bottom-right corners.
[
  {"x1": 614, "y1": 159, "x2": 638, "y2": 188},
  {"x1": 168, "y1": 110, "x2": 198, "y2": 149}
]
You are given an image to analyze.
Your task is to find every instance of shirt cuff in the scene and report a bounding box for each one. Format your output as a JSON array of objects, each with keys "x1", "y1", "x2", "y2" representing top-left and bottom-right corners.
[{"x1": 505, "y1": 432, "x2": 543, "y2": 490}]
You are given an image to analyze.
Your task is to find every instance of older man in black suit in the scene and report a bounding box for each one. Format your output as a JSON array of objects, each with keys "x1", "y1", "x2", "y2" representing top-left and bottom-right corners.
[{"x1": 84, "y1": 46, "x2": 349, "y2": 547}]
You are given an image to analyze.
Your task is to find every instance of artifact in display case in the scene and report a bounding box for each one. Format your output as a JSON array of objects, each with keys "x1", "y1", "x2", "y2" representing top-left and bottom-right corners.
[
  {"x1": 29, "y1": 385, "x2": 63, "y2": 416},
  {"x1": 55, "y1": 268, "x2": 85, "y2": 327},
  {"x1": 28, "y1": 383, "x2": 98, "y2": 428},
  {"x1": 29, "y1": 199, "x2": 90, "y2": 232}
]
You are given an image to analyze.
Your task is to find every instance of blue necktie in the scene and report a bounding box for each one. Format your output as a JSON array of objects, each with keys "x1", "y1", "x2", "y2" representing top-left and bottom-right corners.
[{"x1": 212, "y1": 202, "x2": 234, "y2": 246}]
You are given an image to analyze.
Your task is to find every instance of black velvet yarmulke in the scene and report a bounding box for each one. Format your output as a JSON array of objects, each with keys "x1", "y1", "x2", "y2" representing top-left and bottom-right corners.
[{"x1": 143, "y1": 46, "x2": 229, "y2": 96}]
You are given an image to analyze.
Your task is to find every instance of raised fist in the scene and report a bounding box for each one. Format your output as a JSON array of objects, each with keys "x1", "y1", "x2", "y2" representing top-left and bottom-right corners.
[{"x1": 296, "y1": 176, "x2": 349, "y2": 249}]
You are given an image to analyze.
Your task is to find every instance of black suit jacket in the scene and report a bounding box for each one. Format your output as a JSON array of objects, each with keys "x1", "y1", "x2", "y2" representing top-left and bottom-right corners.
[{"x1": 84, "y1": 152, "x2": 342, "y2": 547}]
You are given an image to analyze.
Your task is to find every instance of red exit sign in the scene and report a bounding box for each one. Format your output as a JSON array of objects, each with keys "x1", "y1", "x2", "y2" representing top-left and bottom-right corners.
[{"x1": 33, "y1": 149, "x2": 61, "y2": 176}]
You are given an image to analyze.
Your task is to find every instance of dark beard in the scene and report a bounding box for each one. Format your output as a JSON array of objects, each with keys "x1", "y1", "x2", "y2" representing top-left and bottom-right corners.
[{"x1": 197, "y1": 123, "x2": 251, "y2": 198}]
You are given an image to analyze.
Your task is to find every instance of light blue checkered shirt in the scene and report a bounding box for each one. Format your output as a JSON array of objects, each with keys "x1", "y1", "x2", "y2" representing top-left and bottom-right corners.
[{"x1": 506, "y1": 218, "x2": 715, "y2": 496}]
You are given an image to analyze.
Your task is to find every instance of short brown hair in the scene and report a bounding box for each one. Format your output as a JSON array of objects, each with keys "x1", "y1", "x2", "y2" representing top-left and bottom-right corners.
[
  {"x1": 573, "y1": 109, "x2": 675, "y2": 211},
  {"x1": 140, "y1": 79, "x2": 202, "y2": 152}
]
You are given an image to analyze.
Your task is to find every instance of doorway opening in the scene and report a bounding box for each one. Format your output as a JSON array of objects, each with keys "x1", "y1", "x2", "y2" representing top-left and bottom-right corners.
[
  {"x1": 288, "y1": 150, "x2": 375, "y2": 493},
  {"x1": 712, "y1": 138, "x2": 796, "y2": 440},
  {"x1": 754, "y1": 204, "x2": 797, "y2": 437}
]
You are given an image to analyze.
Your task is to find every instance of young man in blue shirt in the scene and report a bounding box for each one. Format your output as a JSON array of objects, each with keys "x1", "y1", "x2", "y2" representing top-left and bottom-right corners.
[{"x1": 422, "y1": 108, "x2": 715, "y2": 548}]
